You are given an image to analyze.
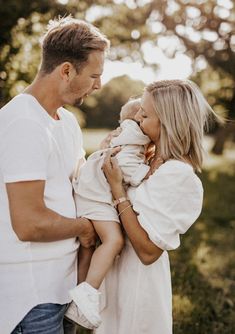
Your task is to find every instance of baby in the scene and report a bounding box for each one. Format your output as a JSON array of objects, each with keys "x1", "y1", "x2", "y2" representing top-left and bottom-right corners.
[{"x1": 65, "y1": 99, "x2": 151, "y2": 329}]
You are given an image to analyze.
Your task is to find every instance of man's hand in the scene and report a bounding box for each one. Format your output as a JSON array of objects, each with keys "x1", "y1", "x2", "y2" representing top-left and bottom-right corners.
[
  {"x1": 78, "y1": 217, "x2": 96, "y2": 248},
  {"x1": 6, "y1": 180, "x2": 96, "y2": 242}
]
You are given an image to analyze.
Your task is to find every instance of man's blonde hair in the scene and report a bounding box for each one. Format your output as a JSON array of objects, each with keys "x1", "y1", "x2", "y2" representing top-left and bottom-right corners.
[
  {"x1": 40, "y1": 16, "x2": 110, "y2": 74},
  {"x1": 146, "y1": 79, "x2": 220, "y2": 171}
]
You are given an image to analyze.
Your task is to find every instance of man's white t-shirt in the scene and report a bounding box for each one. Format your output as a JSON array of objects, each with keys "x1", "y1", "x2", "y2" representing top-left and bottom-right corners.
[{"x1": 0, "y1": 94, "x2": 84, "y2": 333}]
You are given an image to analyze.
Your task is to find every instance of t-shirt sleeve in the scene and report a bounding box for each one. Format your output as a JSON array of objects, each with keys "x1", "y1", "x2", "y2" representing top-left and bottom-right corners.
[
  {"x1": 0, "y1": 118, "x2": 50, "y2": 183},
  {"x1": 132, "y1": 164, "x2": 203, "y2": 250}
]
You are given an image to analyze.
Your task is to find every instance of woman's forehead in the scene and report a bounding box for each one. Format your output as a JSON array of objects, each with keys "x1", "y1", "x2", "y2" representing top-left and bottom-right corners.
[{"x1": 141, "y1": 92, "x2": 155, "y2": 112}]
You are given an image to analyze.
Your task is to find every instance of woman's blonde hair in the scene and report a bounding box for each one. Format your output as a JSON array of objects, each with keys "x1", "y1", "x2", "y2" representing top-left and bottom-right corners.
[{"x1": 145, "y1": 79, "x2": 221, "y2": 172}]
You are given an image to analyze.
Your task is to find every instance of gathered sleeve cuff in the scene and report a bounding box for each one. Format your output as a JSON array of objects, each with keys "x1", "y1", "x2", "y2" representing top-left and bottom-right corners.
[{"x1": 132, "y1": 162, "x2": 203, "y2": 250}]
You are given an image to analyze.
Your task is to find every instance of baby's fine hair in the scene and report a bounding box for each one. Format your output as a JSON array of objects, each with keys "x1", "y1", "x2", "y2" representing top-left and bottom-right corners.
[
  {"x1": 120, "y1": 98, "x2": 141, "y2": 122},
  {"x1": 146, "y1": 79, "x2": 221, "y2": 171}
]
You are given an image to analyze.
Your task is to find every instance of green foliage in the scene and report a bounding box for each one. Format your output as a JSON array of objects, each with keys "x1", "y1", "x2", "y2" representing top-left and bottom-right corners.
[
  {"x1": 1, "y1": 0, "x2": 234, "y2": 153},
  {"x1": 1, "y1": 0, "x2": 234, "y2": 112},
  {"x1": 193, "y1": 67, "x2": 235, "y2": 117},
  {"x1": 76, "y1": 327, "x2": 91, "y2": 334},
  {"x1": 0, "y1": 0, "x2": 68, "y2": 106},
  {"x1": 170, "y1": 165, "x2": 235, "y2": 333}
]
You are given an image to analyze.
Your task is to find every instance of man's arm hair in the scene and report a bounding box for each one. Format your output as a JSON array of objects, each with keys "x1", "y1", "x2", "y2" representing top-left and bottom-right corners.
[{"x1": 6, "y1": 180, "x2": 95, "y2": 246}]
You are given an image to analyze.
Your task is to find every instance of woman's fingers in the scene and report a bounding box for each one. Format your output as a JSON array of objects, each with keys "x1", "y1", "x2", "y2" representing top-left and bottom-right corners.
[
  {"x1": 102, "y1": 149, "x2": 114, "y2": 170},
  {"x1": 102, "y1": 148, "x2": 123, "y2": 185},
  {"x1": 110, "y1": 146, "x2": 121, "y2": 157},
  {"x1": 103, "y1": 147, "x2": 120, "y2": 166},
  {"x1": 110, "y1": 155, "x2": 119, "y2": 169}
]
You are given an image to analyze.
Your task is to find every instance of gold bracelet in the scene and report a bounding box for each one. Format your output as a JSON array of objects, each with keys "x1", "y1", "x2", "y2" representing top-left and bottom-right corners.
[
  {"x1": 112, "y1": 196, "x2": 129, "y2": 208},
  {"x1": 118, "y1": 204, "x2": 133, "y2": 217}
]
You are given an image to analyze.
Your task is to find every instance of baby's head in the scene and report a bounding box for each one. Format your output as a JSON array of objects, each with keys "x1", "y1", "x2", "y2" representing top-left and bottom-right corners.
[{"x1": 120, "y1": 98, "x2": 141, "y2": 122}]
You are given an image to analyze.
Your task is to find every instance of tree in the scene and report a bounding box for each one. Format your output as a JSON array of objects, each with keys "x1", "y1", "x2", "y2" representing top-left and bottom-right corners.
[
  {"x1": 93, "y1": 0, "x2": 235, "y2": 153},
  {"x1": 192, "y1": 66, "x2": 235, "y2": 153},
  {"x1": 1, "y1": 0, "x2": 234, "y2": 152},
  {"x1": 0, "y1": 0, "x2": 68, "y2": 106}
]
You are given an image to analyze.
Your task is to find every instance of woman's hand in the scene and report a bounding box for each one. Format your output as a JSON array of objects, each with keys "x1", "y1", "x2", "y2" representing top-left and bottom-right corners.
[{"x1": 102, "y1": 148, "x2": 125, "y2": 198}]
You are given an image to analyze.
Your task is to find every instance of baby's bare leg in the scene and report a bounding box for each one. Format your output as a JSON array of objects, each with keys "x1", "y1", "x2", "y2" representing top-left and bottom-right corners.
[
  {"x1": 86, "y1": 220, "x2": 124, "y2": 289},
  {"x1": 78, "y1": 246, "x2": 95, "y2": 283}
]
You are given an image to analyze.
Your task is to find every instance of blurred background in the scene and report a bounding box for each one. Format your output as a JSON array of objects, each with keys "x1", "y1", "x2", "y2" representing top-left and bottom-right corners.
[{"x1": 0, "y1": 0, "x2": 234, "y2": 333}]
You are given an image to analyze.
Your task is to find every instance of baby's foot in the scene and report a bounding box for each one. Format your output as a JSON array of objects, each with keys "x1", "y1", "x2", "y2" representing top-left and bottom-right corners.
[{"x1": 68, "y1": 282, "x2": 101, "y2": 329}]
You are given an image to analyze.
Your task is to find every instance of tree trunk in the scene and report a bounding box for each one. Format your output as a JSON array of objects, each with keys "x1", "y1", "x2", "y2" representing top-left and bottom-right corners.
[
  {"x1": 212, "y1": 93, "x2": 235, "y2": 155},
  {"x1": 212, "y1": 122, "x2": 235, "y2": 155}
]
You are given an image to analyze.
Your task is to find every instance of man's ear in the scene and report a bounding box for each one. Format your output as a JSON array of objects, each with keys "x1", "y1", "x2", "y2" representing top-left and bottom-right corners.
[{"x1": 59, "y1": 62, "x2": 76, "y2": 82}]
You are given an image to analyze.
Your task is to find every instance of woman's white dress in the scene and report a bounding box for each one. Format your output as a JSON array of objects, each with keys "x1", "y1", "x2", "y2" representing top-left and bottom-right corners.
[{"x1": 95, "y1": 160, "x2": 203, "y2": 334}]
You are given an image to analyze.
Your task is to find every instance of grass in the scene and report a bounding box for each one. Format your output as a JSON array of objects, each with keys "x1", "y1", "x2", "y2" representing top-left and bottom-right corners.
[
  {"x1": 76, "y1": 132, "x2": 235, "y2": 333},
  {"x1": 171, "y1": 165, "x2": 235, "y2": 334},
  {"x1": 82, "y1": 128, "x2": 110, "y2": 155}
]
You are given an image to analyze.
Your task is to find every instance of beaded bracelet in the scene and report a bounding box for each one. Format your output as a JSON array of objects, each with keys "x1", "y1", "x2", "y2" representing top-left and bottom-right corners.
[{"x1": 118, "y1": 204, "x2": 133, "y2": 217}]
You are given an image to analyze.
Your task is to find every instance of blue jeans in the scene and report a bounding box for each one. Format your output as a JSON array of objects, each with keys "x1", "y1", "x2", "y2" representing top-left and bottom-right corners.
[{"x1": 11, "y1": 303, "x2": 76, "y2": 334}]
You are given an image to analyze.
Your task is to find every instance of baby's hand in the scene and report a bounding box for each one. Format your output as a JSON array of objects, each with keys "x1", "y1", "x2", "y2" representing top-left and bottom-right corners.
[{"x1": 100, "y1": 127, "x2": 122, "y2": 149}]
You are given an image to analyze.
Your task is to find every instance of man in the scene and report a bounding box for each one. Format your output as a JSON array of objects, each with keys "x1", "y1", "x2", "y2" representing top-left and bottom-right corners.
[{"x1": 0, "y1": 16, "x2": 109, "y2": 334}]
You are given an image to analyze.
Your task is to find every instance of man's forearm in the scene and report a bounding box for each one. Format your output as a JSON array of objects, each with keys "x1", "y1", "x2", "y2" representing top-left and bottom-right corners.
[
  {"x1": 13, "y1": 206, "x2": 86, "y2": 242},
  {"x1": 6, "y1": 180, "x2": 95, "y2": 246}
]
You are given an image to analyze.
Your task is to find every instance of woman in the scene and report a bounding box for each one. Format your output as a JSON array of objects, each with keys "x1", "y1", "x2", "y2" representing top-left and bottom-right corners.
[{"x1": 96, "y1": 80, "x2": 219, "y2": 334}]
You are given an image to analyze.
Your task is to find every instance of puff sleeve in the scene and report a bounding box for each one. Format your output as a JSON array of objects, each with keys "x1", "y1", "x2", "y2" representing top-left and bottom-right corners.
[{"x1": 132, "y1": 161, "x2": 203, "y2": 250}]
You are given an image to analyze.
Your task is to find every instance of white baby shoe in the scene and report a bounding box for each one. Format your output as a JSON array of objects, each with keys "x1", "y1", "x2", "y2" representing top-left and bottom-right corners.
[
  {"x1": 65, "y1": 301, "x2": 95, "y2": 329},
  {"x1": 68, "y1": 282, "x2": 101, "y2": 329}
]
